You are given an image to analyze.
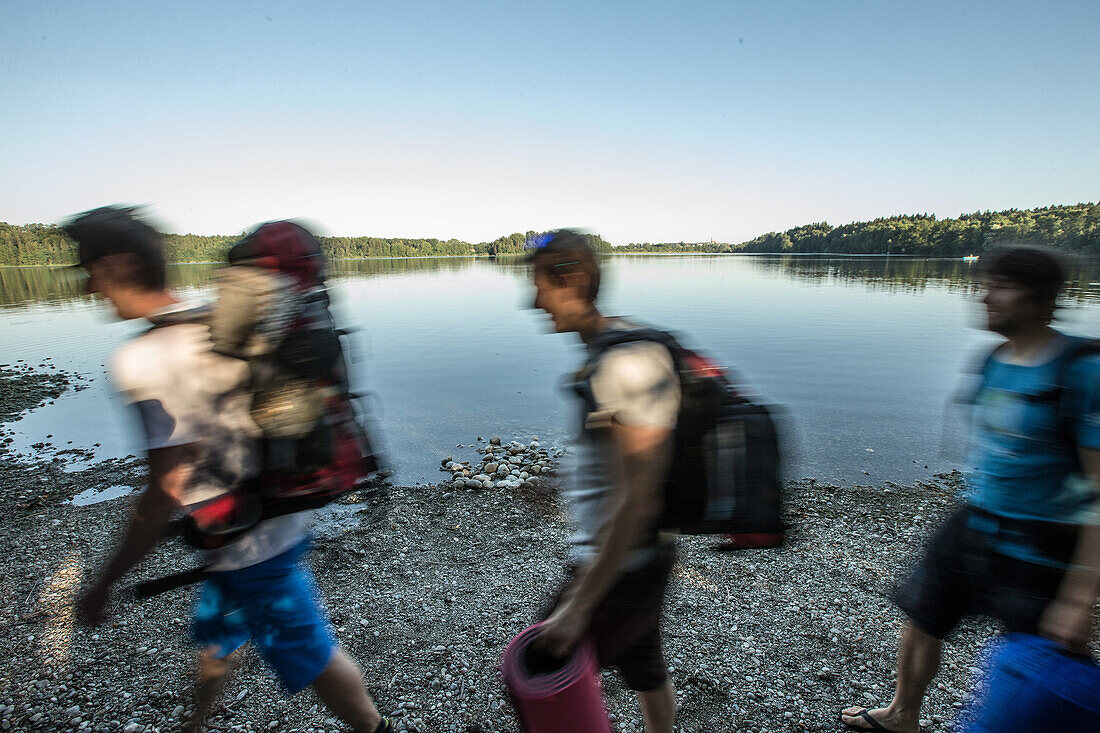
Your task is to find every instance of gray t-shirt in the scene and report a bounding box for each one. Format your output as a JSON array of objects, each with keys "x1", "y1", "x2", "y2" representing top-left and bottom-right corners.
[
  {"x1": 112, "y1": 302, "x2": 305, "y2": 572},
  {"x1": 567, "y1": 324, "x2": 681, "y2": 570}
]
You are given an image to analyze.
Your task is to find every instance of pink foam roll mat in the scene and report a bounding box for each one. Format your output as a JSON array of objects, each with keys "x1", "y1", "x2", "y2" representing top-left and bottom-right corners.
[{"x1": 501, "y1": 622, "x2": 612, "y2": 733}]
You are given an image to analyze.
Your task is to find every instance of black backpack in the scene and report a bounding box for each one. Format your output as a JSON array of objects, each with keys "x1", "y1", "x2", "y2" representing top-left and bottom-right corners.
[{"x1": 576, "y1": 326, "x2": 785, "y2": 543}]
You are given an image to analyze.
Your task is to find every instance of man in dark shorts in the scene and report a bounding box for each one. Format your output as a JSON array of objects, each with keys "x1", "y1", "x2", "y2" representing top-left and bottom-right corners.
[
  {"x1": 529, "y1": 230, "x2": 679, "y2": 732},
  {"x1": 841, "y1": 246, "x2": 1100, "y2": 732},
  {"x1": 69, "y1": 207, "x2": 397, "y2": 733}
]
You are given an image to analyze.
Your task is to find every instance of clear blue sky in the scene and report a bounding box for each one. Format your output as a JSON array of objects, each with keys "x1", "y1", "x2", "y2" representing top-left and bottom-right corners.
[{"x1": 2, "y1": 1, "x2": 1097, "y2": 243}]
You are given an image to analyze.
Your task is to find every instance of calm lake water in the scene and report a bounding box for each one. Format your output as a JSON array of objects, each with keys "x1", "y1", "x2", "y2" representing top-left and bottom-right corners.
[{"x1": 2, "y1": 255, "x2": 1098, "y2": 488}]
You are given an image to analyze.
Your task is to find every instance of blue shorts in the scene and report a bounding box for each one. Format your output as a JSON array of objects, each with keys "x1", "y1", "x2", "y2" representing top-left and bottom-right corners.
[{"x1": 191, "y1": 539, "x2": 336, "y2": 693}]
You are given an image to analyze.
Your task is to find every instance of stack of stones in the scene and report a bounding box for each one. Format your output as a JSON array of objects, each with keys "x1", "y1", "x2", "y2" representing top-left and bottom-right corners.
[{"x1": 440, "y1": 435, "x2": 563, "y2": 491}]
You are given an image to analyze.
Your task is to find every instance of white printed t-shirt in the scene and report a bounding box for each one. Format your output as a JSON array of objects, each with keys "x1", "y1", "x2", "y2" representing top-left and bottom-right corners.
[{"x1": 111, "y1": 302, "x2": 305, "y2": 572}]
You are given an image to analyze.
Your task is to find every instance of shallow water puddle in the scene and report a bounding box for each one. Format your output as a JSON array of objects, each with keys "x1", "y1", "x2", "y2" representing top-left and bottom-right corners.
[{"x1": 71, "y1": 484, "x2": 135, "y2": 506}]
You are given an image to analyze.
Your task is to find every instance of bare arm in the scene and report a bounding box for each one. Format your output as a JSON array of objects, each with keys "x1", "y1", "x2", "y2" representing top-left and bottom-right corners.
[
  {"x1": 571, "y1": 422, "x2": 672, "y2": 610},
  {"x1": 1040, "y1": 447, "x2": 1100, "y2": 652},
  {"x1": 79, "y1": 444, "x2": 191, "y2": 624},
  {"x1": 540, "y1": 421, "x2": 673, "y2": 655}
]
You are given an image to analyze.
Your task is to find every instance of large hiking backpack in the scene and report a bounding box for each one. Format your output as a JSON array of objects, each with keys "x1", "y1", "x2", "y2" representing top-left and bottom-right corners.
[
  {"x1": 149, "y1": 221, "x2": 382, "y2": 552},
  {"x1": 576, "y1": 326, "x2": 785, "y2": 544}
]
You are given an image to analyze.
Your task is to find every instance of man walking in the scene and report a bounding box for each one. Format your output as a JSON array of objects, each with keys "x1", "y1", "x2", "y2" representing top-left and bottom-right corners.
[
  {"x1": 841, "y1": 246, "x2": 1100, "y2": 732},
  {"x1": 529, "y1": 230, "x2": 679, "y2": 733},
  {"x1": 70, "y1": 207, "x2": 397, "y2": 733}
]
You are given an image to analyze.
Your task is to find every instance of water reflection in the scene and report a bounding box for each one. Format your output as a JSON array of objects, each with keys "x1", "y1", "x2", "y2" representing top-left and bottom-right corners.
[
  {"x1": 753, "y1": 256, "x2": 981, "y2": 295},
  {"x1": 0, "y1": 258, "x2": 487, "y2": 308},
  {"x1": 749, "y1": 255, "x2": 1100, "y2": 303},
  {"x1": 328, "y1": 256, "x2": 482, "y2": 279},
  {"x1": 0, "y1": 266, "x2": 89, "y2": 307},
  {"x1": 2, "y1": 254, "x2": 1097, "y2": 309},
  {"x1": 0, "y1": 263, "x2": 216, "y2": 308}
]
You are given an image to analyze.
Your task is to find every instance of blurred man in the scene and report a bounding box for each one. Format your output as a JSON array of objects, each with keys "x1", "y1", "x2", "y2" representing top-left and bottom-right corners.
[
  {"x1": 841, "y1": 246, "x2": 1100, "y2": 732},
  {"x1": 70, "y1": 207, "x2": 396, "y2": 733},
  {"x1": 530, "y1": 230, "x2": 679, "y2": 733}
]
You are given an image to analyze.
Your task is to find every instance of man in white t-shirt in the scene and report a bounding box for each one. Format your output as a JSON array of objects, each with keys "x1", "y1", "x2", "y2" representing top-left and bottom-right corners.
[
  {"x1": 528, "y1": 230, "x2": 680, "y2": 733},
  {"x1": 69, "y1": 207, "x2": 396, "y2": 733}
]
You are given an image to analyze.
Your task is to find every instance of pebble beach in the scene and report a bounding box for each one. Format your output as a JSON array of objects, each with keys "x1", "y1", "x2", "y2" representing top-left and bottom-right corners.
[{"x1": 1, "y1": 365, "x2": 1096, "y2": 733}]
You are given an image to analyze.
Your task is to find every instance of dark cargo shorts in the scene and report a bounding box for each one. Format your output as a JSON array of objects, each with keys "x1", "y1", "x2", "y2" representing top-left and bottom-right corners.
[
  {"x1": 544, "y1": 543, "x2": 677, "y2": 692},
  {"x1": 894, "y1": 505, "x2": 1078, "y2": 640}
]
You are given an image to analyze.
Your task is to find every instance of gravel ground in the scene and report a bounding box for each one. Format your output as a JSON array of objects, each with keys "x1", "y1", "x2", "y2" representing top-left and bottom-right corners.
[{"x1": 1, "y1": 368, "x2": 1096, "y2": 733}]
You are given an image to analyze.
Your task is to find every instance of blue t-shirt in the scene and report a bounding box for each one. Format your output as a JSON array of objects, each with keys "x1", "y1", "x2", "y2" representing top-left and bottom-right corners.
[{"x1": 965, "y1": 334, "x2": 1100, "y2": 525}]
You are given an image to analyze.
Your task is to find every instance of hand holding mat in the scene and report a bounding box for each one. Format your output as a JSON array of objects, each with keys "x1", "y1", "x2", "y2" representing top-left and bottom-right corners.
[{"x1": 502, "y1": 622, "x2": 612, "y2": 733}]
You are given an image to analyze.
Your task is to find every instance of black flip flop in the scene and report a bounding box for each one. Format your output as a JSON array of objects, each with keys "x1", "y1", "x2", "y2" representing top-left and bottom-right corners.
[
  {"x1": 840, "y1": 709, "x2": 930, "y2": 733},
  {"x1": 842, "y1": 708, "x2": 891, "y2": 731}
]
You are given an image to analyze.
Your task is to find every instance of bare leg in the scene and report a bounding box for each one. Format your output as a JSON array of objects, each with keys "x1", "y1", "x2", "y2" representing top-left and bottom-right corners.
[
  {"x1": 639, "y1": 678, "x2": 676, "y2": 733},
  {"x1": 188, "y1": 647, "x2": 238, "y2": 733},
  {"x1": 311, "y1": 649, "x2": 383, "y2": 733},
  {"x1": 841, "y1": 622, "x2": 942, "y2": 732}
]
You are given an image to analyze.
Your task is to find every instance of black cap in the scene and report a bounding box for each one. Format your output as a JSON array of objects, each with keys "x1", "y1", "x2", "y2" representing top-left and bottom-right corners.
[{"x1": 62, "y1": 205, "x2": 164, "y2": 267}]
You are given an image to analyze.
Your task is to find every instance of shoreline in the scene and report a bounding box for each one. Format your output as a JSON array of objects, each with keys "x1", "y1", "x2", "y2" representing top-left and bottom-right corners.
[
  {"x1": 1, "y1": 369, "x2": 1096, "y2": 733},
  {"x1": 0, "y1": 253, "x2": 1025, "y2": 270}
]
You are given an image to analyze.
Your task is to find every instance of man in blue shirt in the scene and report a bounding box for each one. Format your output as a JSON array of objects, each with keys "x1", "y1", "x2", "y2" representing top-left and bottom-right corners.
[{"x1": 841, "y1": 246, "x2": 1100, "y2": 732}]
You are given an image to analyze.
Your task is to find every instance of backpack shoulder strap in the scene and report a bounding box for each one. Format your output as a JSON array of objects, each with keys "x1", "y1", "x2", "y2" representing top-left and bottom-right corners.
[
  {"x1": 146, "y1": 304, "x2": 212, "y2": 332},
  {"x1": 573, "y1": 324, "x2": 683, "y2": 414},
  {"x1": 1053, "y1": 337, "x2": 1100, "y2": 449},
  {"x1": 1054, "y1": 338, "x2": 1100, "y2": 385},
  {"x1": 584, "y1": 325, "x2": 682, "y2": 371},
  {"x1": 960, "y1": 341, "x2": 1008, "y2": 405},
  {"x1": 964, "y1": 337, "x2": 1098, "y2": 450}
]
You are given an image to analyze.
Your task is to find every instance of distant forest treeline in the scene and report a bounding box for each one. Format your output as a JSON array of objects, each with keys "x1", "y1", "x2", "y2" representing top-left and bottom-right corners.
[
  {"x1": 621, "y1": 203, "x2": 1099, "y2": 255},
  {"x1": 1, "y1": 203, "x2": 1097, "y2": 266},
  {"x1": 0, "y1": 224, "x2": 611, "y2": 266}
]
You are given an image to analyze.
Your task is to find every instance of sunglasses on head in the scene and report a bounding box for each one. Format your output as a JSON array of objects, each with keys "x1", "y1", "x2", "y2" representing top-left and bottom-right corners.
[{"x1": 525, "y1": 233, "x2": 555, "y2": 250}]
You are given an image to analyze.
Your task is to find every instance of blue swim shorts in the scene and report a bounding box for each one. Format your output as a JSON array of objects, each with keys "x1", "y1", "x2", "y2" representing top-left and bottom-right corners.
[{"x1": 191, "y1": 539, "x2": 336, "y2": 693}]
